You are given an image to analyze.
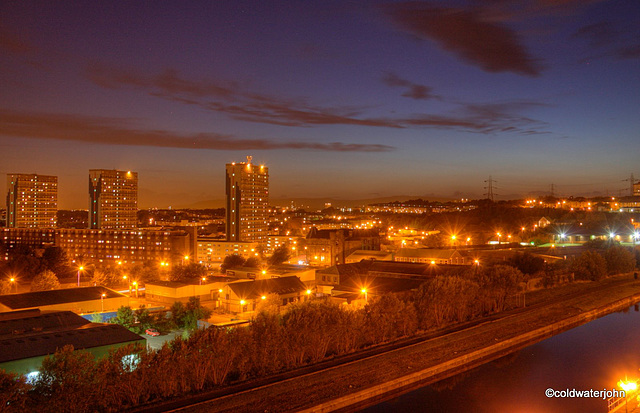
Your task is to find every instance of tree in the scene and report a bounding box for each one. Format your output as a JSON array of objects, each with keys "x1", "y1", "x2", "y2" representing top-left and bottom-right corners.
[
  {"x1": 482, "y1": 265, "x2": 524, "y2": 312},
  {"x1": 41, "y1": 247, "x2": 73, "y2": 278},
  {"x1": 0, "y1": 280, "x2": 12, "y2": 295},
  {"x1": 268, "y1": 245, "x2": 290, "y2": 266},
  {"x1": 571, "y1": 251, "x2": 607, "y2": 281},
  {"x1": 363, "y1": 294, "x2": 416, "y2": 343},
  {"x1": 249, "y1": 311, "x2": 284, "y2": 375},
  {"x1": 255, "y1": 293, "x2": 281, "y2": 315},
  {"x1": 509, "y1": 252, "x2": 545, "y2": 275},
  {"x1": 30, "y1": 270, "x2": 61, "y2": 291},
  {"x1": 90, "y1": 268, "x2": 109, "y2": 286},
  {"x1": 129, "y1": 261, "x2": 160, "y2": 283},
  {"x1": 135, "y1": 305, "x2": 153, "y2": 330},
  {"x1": 169, "y1": 262, "x2": 206, "y2": 282},
  {"x1": 604, "y1": 246, "x2": 636, "y2": 275},
  {"x1": 31, "y1": 345, "x2": 97, "y2": 412},
  {"x1": 169, "y1": 301, "x2": 187, "y2": 329},
  {"x1": 220, "y1": 254, "x2": 246, "y2": 274},
  {"x1": 112, "y1": 306, "x2": 136, "y2": 331},
  {"x1": 4, "y1": 245, "x2": 41, "y2": 281},
  {"x1": 95, "y1": 343, "x2": 150, "y2": 410},
  {"x1": 183, "y1": 297, "x2": 212, "y2": 331},
  {"x1": 244, "y1": 256, "x2": 262, "y2": 268},
  {"x1": 0, "y1": 369, "x2": 30, "y2": 411}
]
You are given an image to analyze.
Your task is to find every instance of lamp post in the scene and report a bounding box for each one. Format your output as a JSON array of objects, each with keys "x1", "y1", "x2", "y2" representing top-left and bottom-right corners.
[
  {"x1": 9, "y1": 277, "x2": 16, "y2": 294},
  {"x1": 77, "y1": 266, "x2": 84, "y2": 287},
  {"x1": 361, "y1": 288, "x2": 367, "y2": 303},
  {"x1": 132, "y1": 281, "x2": 138, "y2": 298},
  {"x1": 101, "y1": 293, "x2": 106, "y2": 312}
]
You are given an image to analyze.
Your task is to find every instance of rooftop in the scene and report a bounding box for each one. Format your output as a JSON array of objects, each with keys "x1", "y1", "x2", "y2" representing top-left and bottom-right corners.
[
  {"x1": 0, "y1": 310, "x2": 144, "y2": 364},
  {"x1": 228, "y1": 276, "x2": 307, "y2": 300},
  {"x1": 0, "y1": 286, "x2": 125, "y2": 310}
]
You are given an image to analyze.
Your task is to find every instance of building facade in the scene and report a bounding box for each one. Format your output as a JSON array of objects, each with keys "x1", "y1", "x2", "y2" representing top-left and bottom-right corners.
[
  {"x1": 225, "y1": 156, "x2": 268, "y2": 243},
  {"x1": 1, "y1": 227, "x2": 194, "y2": 265},
  {"x1": 89, "y1": 170, "x2": 138, "y2": 229},
  {"x1": 196, "y1": 237, "x2": 258, "y2": 266},
  {"x1": 6, "y1": 173, "x2": 57, "y2": 228}
]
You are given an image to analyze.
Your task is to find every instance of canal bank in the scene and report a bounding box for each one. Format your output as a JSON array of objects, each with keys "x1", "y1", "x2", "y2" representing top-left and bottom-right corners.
[
  {"x1": 165, "y1": 275, "x2": 640, "y2": 413},
  {"x1": 300, "y1": 290, "x2": 640, "y2": 413}
]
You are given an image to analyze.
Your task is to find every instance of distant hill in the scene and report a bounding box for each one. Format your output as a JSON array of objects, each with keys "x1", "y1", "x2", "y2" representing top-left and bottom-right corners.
[
  {"x1": 268, "y1": 196, "x2": 457, "y2": 210},
  {"x1": 159, "y1": 196, "x2": 460, "y2": 211}
]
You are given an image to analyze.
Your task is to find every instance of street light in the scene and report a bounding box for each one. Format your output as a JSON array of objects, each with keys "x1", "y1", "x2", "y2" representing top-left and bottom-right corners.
[
  {"x1": 77, "y1": 266, "x2": 84, "y2": 287},
  {"x1": 200, "y1": 277, "x2": 206, "y2": 285},
  {"x1": 101, "y1": 293, "x2": 106, "y2": 312},
  {"x1": 361, "y1": 288, "x2": 368, "y2": 303},
  {"x1": 9, "y1": 277, "x2": 16, "y2": 294},
  {"x1": 132, "y1": 281, "x2": 138, "y2": 298},
  {"x1": 618, "y1": 379, "x2": 637, "y2": 413}
]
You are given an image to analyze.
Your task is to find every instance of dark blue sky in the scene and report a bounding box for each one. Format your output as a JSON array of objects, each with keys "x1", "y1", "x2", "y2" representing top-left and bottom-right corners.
[{"x1": 1, "y1": 1, "x2": 639, "y2": 208}]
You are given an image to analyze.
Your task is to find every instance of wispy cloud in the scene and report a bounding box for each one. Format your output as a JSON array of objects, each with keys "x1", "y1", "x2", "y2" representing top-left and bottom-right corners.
[
  {"x1": 86, "y1": 64, "x2": 547, "y2": 135},
  {"x1": 86, "y1": 64, "x2": 402, "y2": 128},
  {"x1": 384, "y1": 3, "x2": 542, "y2": 76},
  {"x1": 400, "y1": 101, "x2": 550, "y2": 135},
  {"x1": 0, "y1": 109, "x2": 395, "y2": 152},
  {"x1": 382, "y1": 72, "x2": 440, "y2": 100},
  {"x1": 572, "y1": 19, "x2": 640, "y2": 62}
]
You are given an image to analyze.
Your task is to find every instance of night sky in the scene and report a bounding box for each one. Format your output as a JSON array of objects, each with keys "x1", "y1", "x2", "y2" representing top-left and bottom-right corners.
[{"x1": 1, "y1": 1, "x2": 639, "y2": 209}]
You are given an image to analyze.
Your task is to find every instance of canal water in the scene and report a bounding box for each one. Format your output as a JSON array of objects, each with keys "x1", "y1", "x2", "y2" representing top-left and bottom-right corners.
[{"x1": 363, "y1": 304, "x2": 640, "y2": 413}]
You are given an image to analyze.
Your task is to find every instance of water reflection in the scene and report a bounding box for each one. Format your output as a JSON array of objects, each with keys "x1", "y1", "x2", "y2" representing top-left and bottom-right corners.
[{"x1": 363, "y1": 305, "x2": 640, "y2": 413}]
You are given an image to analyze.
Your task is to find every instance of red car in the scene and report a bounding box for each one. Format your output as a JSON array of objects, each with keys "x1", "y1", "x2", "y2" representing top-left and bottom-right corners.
[{"x1": 145, "y1": 328, "x2": 160, "y2": 336}]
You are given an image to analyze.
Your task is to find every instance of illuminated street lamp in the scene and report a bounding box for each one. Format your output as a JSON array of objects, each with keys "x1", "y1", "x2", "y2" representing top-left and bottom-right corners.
[
  {"x1": 132, "y1": 281, "x2": 138, "y2": 298},
  {"x1": 101, "y1": 293, "x2": 106, "y2": 312},
  {"x1": 9, "y1": 277, "x2": 17, "y2": 293},
  {"x1": 497, "y1": 232, "x2": 501, "y2": 245},
  {"x1": 559, "y1": 233, "x2": 566, "y2": 244},
  {"x1": 200, "y1": 277, "x2": 206, "y2": 285},
  {"x1": 77, "y1": 266, "x2": 84, "y2": 287},
  {"x1": 618, "y1": 379, "x2": 637, "y2": 413},
  {"x1": 361, "y1": 288, "x2": 368, "y2": 303}
]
